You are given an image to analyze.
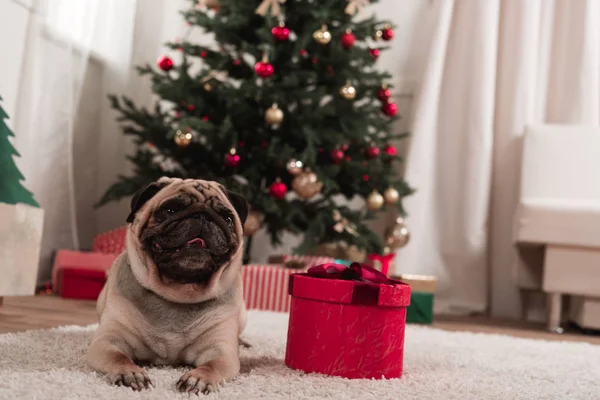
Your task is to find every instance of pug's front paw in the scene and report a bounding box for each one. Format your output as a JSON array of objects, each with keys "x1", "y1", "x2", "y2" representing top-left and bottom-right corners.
[
  {"x1": 108, "y1": 365, "x2": 153, "y2": 391},
  {"x1": 176, "y1": 366, "x2": 222, "y2": 395}
]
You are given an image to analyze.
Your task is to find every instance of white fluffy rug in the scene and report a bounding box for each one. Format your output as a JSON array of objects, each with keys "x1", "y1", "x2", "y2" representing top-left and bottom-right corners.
[{"x1": 1, "y1": 311, "x2": 599, "y2": 400}]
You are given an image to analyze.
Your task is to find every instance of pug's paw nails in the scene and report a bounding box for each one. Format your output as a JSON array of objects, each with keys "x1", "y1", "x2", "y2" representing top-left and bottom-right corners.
[
  {"x1": 109, "y1": 367, "x2": 152, "y2": 391},
  {"x1": 177, "y1": 368, "x2": 220, "y2": 395}
]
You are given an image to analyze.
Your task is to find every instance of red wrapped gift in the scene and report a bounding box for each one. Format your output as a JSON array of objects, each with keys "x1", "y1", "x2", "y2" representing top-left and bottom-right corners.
[
  {"x1": 285, "y1": 263, "x2": 411, "y2": 379},
  {"x1": 52, "y1": 250, "x2": 118, "y2": 299},
  {"x1": 241, "y1": 264, "x2": 303, "y2": 312},
  {"x1": 92, "y1": 226, "x2": 127, "y2": 254}
]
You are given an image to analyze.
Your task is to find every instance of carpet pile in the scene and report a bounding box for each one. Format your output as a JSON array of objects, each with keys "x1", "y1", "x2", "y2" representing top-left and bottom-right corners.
[{"x1": 0, "y1": 311, "x2": 598, "y2": 399}]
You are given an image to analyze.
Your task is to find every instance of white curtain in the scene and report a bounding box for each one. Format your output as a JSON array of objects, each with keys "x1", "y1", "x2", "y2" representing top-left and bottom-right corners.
[
  {"x1": 12, "y1": 0, "x2": 190, "y2": 281},
  {"x1": 397, "y1": 0, "x2": 600, "y2": 317}
]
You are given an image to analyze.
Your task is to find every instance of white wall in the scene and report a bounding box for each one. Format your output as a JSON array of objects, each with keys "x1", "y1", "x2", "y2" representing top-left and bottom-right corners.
[{"x1": 0, "y1": 0, "x2": 32, "y2": 119}]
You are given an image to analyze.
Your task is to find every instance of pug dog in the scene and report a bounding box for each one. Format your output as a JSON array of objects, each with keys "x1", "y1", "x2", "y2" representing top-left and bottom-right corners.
[{"x1": 87, "y1": 177, "x2": 248, "y2": 394}]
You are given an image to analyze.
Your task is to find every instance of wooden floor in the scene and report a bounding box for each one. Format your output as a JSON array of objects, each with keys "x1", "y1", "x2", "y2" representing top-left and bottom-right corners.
[{"x1": 1, "y1": 295, "x2": 599, "y2": 345}]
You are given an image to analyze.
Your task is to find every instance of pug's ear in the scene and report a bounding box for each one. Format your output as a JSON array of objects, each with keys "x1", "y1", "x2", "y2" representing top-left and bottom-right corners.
[
  {"x1": 126, "y1": 182, "x2": 165, "y2": 223},
  {"x1": 215, "y1": 183, "x2": 249, "y2": 225},
  {"x1": 227, "y1": 191, "x2": 249, "y2": 225}
]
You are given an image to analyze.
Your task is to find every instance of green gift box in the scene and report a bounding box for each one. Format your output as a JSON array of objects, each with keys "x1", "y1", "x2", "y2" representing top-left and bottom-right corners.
[{"x1": 393, "y1": 274, "x2": 437, "y2": 325}]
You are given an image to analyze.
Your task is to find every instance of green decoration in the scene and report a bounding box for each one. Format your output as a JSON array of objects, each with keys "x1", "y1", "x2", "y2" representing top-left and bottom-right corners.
[
  {"x1": 98, "y1": 0, "x2": 414, "y2": 256},
  {"x1": 406, "y1": 292, "x2": 435, "y2": 325},
  {"x1": 0, "y1": 96, "x2": 39, "y2": 207}
]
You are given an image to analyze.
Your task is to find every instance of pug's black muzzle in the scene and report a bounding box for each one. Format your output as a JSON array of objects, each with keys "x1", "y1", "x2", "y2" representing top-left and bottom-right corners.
[{"x1": 141, "y1": 204, "x2": 237, "y2": 284}]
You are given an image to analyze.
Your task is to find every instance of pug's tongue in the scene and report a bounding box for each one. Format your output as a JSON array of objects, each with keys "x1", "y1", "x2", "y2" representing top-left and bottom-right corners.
[{"x1": 186, "y1": 237, "x2": 206, "y2": 247}]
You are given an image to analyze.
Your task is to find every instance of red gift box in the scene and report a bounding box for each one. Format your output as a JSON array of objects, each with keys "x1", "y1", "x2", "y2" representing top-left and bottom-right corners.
[
  {"x1": 92, "y1": 226, "x2": 127, "y2": 254},
  {"x1": 52, "y1": 250, "x2": 117, "y2": 299},
  {"x1": 285, "y1": 263, "x2": 411, "y2": 379},
  {"x1": 241, "y1": 264, "x2": 303, "y2": 312}
]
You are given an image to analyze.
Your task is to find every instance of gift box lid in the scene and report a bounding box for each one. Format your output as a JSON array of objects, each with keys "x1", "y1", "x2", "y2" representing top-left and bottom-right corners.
[
  {"x1": 289, "y1": 264, "x2": 411, "y2": 308},
  {"x1": 391, "y1": 273, "x2": 437, "y2": 293}
]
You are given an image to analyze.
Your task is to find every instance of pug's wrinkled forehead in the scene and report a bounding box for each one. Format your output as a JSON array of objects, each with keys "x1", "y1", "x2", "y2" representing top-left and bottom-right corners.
[{"x1": 127, "y1": 177, "x2": 248, "y2": 232}]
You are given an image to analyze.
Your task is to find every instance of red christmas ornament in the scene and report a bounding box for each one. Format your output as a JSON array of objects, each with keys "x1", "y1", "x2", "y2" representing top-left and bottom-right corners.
[
  {"x1": 174, "y1": 112, "x2": 181, "y2": 118},
  {"x1": 233, "y1": 59, "x2": 241, "y2": 65},
  {"x1": 202, "y1": 116, "x2": 209, "y2": 121},
  {"x1": 312, "y1": 57, "x2": 318, "y2": 64},
  {"x1": 340, "y1": 30, "x2": 355, "y2": 49},
  {"x1": 362, "y1": 174, "x2": 370, "y2": 181},
  {"x1": 377, "y1": 87, "x2": 392, "y2": 103},
  {"x1": 369, "y1": 48, "x2": 380, "y2": 59},
  {"x1": 330, "y1": 149, "x2": 345, "y2": 164},
  {"x1": 200, "y1": 50, "x2": 207, "y2": 58},
  {"x1": 382, "y1": 102, "x2": 398, "y2": 116},
  {"x1": 225, "y1": 150, "x2": 240, "y2": 167},
  {"x1": 365, "y1": 145, "x2": 380, "y2": 159},
  {"x1": 261, "y1": 140, "x2": 268, "y2": 148},
  {"x1": 345, "y1": 155, "x2": 352, "y2": 161},
  {"x1": 341, "y1": 144, "x2": 349, "y2": 151},
  {"x1": 157, "y1": 55, "x2": 173, "y2": 71},
  {"x1": 271, "y1": 23, "x2": 290, "y2": 41},
  {"x1": 300, "y1": 49, "x2": 307, "y2": 56},
  {"x1": 382, "y1": 26, "x2": 394, "y2": 41},
  {"x1": 177, "y1": 46, "x2": 183, "y2": 52},
  {"x1": 269, "y1": 180, "x2": 287, "y2": 199},
  {"x1": 255, "y1": 57, "x2": 274, "y2": 78},
  {"x1": 187, "y1": 104, "x2": 195, "y2": 111},
  {"x1": 384, "y1": 144, "x2": 397, "y2": 156}
]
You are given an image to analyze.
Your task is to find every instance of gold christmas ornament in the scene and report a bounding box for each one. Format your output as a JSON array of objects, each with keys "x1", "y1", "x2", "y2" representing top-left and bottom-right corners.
[
  {"x1": 384, "y1": 187, "x2": 400, "y2": 205},
  {"x1": 286, "y1": 159, "x2": 304, "y2": 175},
  {"x1": 366, "y1": 189, "x2": 384, "y2": 210},
  {"x1": 244, "y1": 210, "x2": 264, "y2": 236},
  {"x1": 292, "y1": 169, "x2": 323, "y2": 199},
  {"x1": 385, "y1": 217, "x2": 410, "y2": 250},
  {"x1": 373, "y1": 29, "x2": 383, "y2": 41},
  {"x1": 339, "y1": 81, "x2": 356, "y2": 100},
  {"x1": 313, "y1": 25, "x2": 332, "y2": 45},
  {"x1": 265, "y1": 103, "x2": 284, "y2": 125},
  {"x1": 203, "y1": 82, "x2": 213, "y2": 92},
  {"x1": 174, "y1": 130, "x2": 193, "y2": 147}
]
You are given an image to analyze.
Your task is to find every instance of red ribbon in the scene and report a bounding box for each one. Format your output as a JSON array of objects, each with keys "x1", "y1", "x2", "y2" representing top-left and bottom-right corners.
[
  {"x1": 307, "y1": 263, "x2": 402, "y2": 286},
  {"x1": 367, "y1": 253, "x2": 396, "y2": 276}
]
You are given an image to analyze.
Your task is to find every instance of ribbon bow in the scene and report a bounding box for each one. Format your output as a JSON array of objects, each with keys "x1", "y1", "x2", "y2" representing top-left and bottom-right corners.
[
  {"x1": 332, "y1": 210, "x2": 358, "y2": 236},
  {"x1": 255, "y1": 0, "x2": 286, "y2": 16},
  {"x1": 199, "y1": 70, "x2": 229, "y2": 84},
  {"x1": 307, "y1": 263, "x2": 400, "y2": 286},
  {"x1": 367, "y1": 253, "x2": 396, "y2": 277},
  {"x1": 345, "y1": 0, "x2": 369, "y2": 15}
]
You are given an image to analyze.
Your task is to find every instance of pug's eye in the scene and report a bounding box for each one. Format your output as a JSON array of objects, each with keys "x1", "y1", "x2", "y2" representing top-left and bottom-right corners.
[{"x1": 225, "y1": 215, "x2": 234, "y2": 227}]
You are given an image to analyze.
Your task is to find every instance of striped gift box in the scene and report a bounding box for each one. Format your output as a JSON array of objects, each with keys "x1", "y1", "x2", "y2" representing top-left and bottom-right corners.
[{"x1": 241, "y1": 264, "x2": 305, "y2": 312}]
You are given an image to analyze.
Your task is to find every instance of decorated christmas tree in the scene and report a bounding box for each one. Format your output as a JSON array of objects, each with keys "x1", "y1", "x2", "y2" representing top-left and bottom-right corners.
[
  {"x1": 0, "y1": 96, "x2": 39, "y2": 207},
  {"x1": 99, "y1": 0, "x2": 412, "y2": 257}
]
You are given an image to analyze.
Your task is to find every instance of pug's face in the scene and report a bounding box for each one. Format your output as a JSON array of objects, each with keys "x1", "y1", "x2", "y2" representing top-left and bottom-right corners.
[{"x1": 126, "y1": 178, "x2": 248, "y2": 285}]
